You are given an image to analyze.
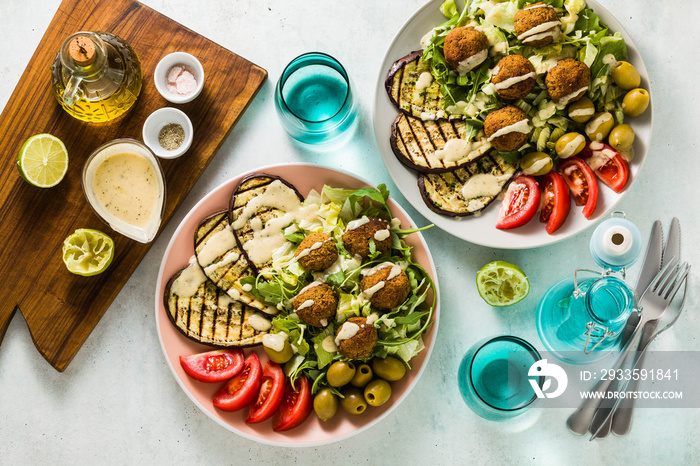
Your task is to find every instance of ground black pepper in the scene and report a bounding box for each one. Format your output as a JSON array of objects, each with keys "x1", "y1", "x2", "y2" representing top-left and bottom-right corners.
[{"x1": 159, "y1": 123, "x2": 185, "y2": 150}]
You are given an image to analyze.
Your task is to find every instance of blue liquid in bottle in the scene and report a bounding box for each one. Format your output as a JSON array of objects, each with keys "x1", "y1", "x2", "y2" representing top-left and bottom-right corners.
[{"x1": 538, "y1": 275, "x2": 634, "y2": 364}]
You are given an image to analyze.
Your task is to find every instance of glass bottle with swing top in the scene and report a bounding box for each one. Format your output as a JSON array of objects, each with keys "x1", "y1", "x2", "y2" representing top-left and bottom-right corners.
[{"x1": 536, "y1": 212, "x2": 643, "y2": 364}]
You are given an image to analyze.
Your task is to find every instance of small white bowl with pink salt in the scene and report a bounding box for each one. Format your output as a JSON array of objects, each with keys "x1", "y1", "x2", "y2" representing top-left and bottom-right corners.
[{"x1": 154, "y1": 52, "x2": 204, "y2": 104}]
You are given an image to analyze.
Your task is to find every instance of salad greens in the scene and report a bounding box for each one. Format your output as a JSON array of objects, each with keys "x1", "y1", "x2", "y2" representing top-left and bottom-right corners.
[
  {"x1": 240, "y1": 185, "x2": 436, "y2": 394},
  {"x1": 421, "y1": 0, "x2": 629, "y2": 163}
]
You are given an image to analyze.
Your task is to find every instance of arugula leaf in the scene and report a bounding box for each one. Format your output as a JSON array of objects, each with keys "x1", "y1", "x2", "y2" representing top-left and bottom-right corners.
[
  {"x1": 574, "y1": 8, "x2": 603, "y2": 35},
  {"x1": 394, "y1": 311, "x2": 430, "y2": 326},
  {"x1": 324, "y1": 270, "x2": 346, "y2": 288},
  {"x1": 283, "y1": 228, "x2": 306, "y2": 243},
  {"x1": 497, "y1": 150, "x2": 523, "y2": 165}
]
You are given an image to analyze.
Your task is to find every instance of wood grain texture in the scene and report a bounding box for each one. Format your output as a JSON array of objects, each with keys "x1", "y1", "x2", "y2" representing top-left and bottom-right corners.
[{"x1": 0, "y1": 0, "x2": 267, "y2": 371}]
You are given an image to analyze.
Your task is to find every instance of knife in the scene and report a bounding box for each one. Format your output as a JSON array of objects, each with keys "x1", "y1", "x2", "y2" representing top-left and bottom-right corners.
[
  {"x1": 622, "y1": 221, "x2": 664, "y2": 345},
  {"x1": 611, "y1": 218, "x2": 681, "y2": 436}
]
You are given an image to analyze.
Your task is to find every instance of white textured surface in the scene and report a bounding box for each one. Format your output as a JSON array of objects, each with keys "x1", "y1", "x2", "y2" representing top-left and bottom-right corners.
[{"x1": 0, "y1": 0, "x2": 698, "y2": 464}]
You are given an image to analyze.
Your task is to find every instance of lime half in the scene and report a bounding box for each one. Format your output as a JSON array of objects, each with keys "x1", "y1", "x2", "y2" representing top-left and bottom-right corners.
[
  {"x1": 62, "y1": 229, "x2": 115, "y2": 276},
  {"x1": 17, "y1": 134, "x2": 69, "y2": 188},
  {"x1": 476, "y1": 261, "x2": 529, "y2": 307}
]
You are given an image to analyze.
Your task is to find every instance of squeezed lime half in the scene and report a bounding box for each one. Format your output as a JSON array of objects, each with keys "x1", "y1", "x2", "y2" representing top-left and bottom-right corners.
[
  {"x1": 62, "y1": 229, "x2": 115, "y2": 276},
  {"x1": 17, "y1": 134, "x2": 69, "y2": 188},
  {"x1": 476, "y1": 261, "x2": 529, "y2": 307}
]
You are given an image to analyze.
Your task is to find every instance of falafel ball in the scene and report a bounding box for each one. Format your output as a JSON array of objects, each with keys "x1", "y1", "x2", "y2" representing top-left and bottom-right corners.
[
  {"x1": 491, "y1": 55, "x2": 537, "y2": 101},
  {"x1": 336, "y1": 317, "x2": 378, "y2": 360},
  {"x1": 293, "y1": 282, "x2": 337, "y2": 327},
  {"x1": 545, "y1": 58, "x2": 591, "y2": 105},
  {"x1": 342, "y1": 216, "x2": 392, "y2": 259},
  {"x1": 443, "y1": 26, "x2": 489, "y2": 75},
  {"x1": 484, "y1": 105, "x2": 531, "y2": 152},
  {"x1": 295, "y1": 231, "x2": 337, "y2": 271},
  {"x1": 361, "y1": 263, "x2": 411, "y2": 310},
  {"x1": 514, "y1": 2, "x2": 561, "y2": 48}
]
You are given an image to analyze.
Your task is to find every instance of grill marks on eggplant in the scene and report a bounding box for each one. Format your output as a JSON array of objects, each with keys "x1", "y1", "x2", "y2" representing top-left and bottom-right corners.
[
  {"x1": 229, "y1": 175, "x2": 304, "y2": 275},
  {"x1": 385, "y1": 51, "x2": 518, "y2": 216},
  {"x1": 164, "y1": 174, "x2": 308, "y2": 348},
  {"x1": 194, "y1": 212, "x2": 267, "y2": 312},
  {"x1": 165, "y1": 269, "x2": 265, "y2": 347},
  {"x1": 391, "y1": 113, "x2": 491, "y2": 172},
  {"x1": 386, "y1": 50, "x2": 450, "y2": 121},
  {"x1": 418, "y1": 153, "x2": 517, "y2": 216}
]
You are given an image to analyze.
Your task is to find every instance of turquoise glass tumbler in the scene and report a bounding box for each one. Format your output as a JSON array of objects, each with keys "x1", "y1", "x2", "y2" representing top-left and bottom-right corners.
[
  {"x1": 458, "y1": 336, "x2": 542, "y2": 421},
  {"x1": 274, "y1": 52, "x2": 356, "y2": 145}
]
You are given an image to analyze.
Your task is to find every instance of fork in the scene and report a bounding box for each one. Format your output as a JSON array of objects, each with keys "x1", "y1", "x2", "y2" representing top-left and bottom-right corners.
[
  {"x1": 587, "y1": 259, "x2": 690, "y2": 439},
  {"x1": 566, "y1": 258, "x2": 690, "y2": 436}
]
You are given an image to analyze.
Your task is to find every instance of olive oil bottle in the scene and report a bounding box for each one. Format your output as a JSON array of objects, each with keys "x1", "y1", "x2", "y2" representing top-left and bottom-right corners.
[{"x1": 51, "y1": 31, "x2": 142, "y2": 123}]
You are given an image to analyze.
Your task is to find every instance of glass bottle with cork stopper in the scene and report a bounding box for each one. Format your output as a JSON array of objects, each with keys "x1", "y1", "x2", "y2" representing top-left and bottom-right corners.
[{"x1": 50, "y1": 31, "x2": 142, "y2": 123}]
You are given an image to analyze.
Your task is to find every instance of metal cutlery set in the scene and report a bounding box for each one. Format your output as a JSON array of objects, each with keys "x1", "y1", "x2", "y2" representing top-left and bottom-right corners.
[{"x1": 567, "y1": 218, "x2": 689, "y2": 440}]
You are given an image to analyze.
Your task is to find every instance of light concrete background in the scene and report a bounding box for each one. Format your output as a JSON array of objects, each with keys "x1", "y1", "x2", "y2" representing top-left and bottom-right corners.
[{"x1": 0, "y1": 0, "x2": 697, "y2": 464}]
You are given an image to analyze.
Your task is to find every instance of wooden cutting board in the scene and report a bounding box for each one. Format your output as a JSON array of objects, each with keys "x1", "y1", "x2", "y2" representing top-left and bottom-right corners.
[{"x1": 0, "y1": 0, "x2": 267, "y2": 371}]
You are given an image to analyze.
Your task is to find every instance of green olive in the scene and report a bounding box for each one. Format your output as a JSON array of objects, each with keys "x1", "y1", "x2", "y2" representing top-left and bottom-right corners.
[
  {"x1": 554, "y1": 132, "x2": 586, "y2": 159},
  {"x1": 520, "y1": 152, "x2": 553, "y2": 176},
  {"x1": 608, "y1": 124, "x2": 635, "y2": 151},
  {"x1": 313, "y1": 388, "x2": 339, "y2": 421},
  {"x1": 585, "y1": 112, "x2": 614, "y2": 141},
  {"x1": 263, "y1": 338, "x2": 294, "y2": 364},
  {"x1": 364, "y1": 379, "x2": 392, "y2": 407},
  {"x1": 340, "y1": 387, "x2": 367, "y2": 415},
  {"x1": 567, "y1": 97, "x2": 596, "y2": 123},
  {"x1": 622, "y1": 88, "x2": 650, "y2": 117},
  {"x1": 350, "y1": 363, "x2": 374, "y2": 388},
  {"x1": 326, "y1": 361, "x2": 356, "y2": 387},
  {"x1": 372, "y1": 356, "x2": 406, "y2": 382},
  {"x1": 620, "y1": 146, "x2": 635, "y2": 162},
  {"x1": 611, "y1": 61, "x2": 641, "y2": 91}
]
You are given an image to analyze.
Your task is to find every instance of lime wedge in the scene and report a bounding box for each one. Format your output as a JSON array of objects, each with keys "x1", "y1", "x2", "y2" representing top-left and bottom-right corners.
[
  {"x1": 62, "y1": 229, "x2": 115, "y2": 276},
  {"x1": 17, "y1": 134, "x2": 69, "y2": 188},
  {"x1": 476, "y1": 261, "x2": 529, "y2": 307}
]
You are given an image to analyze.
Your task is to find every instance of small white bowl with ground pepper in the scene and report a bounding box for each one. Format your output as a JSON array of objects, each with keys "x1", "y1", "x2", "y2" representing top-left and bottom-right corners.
[{"x1": 142, "y1": 107, "x2": 193, "y2": 159}]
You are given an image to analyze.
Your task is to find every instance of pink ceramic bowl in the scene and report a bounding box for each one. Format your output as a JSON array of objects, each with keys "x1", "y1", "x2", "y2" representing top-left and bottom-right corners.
[{"x1": 155, "y1": 163, "x2": 439, "y2": 446}]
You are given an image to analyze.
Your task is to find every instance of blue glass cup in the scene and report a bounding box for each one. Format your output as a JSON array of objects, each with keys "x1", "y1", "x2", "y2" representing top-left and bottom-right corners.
[
  {"x1": 458, "y1": 336, "x2": 543, "y2": 421},
  {"x1": 274, "y1": 52, "x2": 356, "y2": 145}
]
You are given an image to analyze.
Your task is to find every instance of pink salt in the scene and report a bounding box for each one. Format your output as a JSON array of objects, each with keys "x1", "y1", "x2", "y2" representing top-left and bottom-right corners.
[{"x1": 165, "y1": 64, "x2": 197, "y2": 96}]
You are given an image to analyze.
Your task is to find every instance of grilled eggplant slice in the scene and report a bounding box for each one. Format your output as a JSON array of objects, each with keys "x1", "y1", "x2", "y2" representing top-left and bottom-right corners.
[
  {"x1": 385, "y1": 50, "x2": 457, "y2": 121},
  {"x1": 229, "y1": 174, "x2": 304, "y2": 274},
  {"x1": 418, "y1": 152, "x2": 517, "y2": 216},
  {"x1": 164, "y1": 263, "x2": 269, "y2": 347},
  {"x1": 194, "y1": 211, "x2": 269, "y2": 313},
  {"x1": 390, "y1": 113, "x2": 491, "y2": 173}
]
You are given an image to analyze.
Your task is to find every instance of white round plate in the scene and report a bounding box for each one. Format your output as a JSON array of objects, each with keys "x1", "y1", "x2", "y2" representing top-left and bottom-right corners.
[{"x1": 373, "y1": 0, "x2": 652, "y2": 249}]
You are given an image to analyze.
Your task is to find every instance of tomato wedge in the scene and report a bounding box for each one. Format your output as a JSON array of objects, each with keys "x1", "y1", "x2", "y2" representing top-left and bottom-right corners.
[
  {"x1": 212, "y1": 352, "x2": 262, "y2": 411},
  {"x1": 495, "y1": 174, "x2": 540, "y2": 230},
  {"x1": 580, "y1": 141, "x2": 630, "y2": 193},
  {"x1": 539, "y1": 171, "x2": 570, "y2": 235},
  {"x1": 179, "y1": 349, "x2": 244, "y2": 383},
  {"x1": 559, "y1": 156, "x2": 598, "y2": 219},
  {"x1": 245, "y1": 361, "x2": 285, "y2": 424},
  {"x1": 272, "y1": 376, "x2": 312, "y2": 432}
]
